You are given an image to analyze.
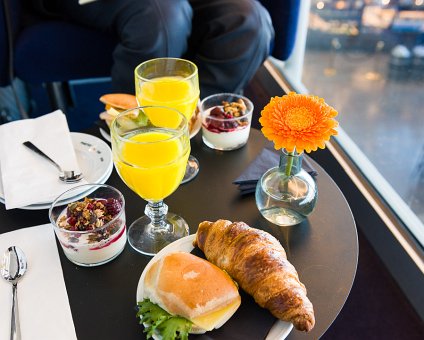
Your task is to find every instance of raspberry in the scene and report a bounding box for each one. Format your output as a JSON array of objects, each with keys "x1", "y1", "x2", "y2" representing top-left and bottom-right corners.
[{"x1": 210, "y1": 107, "x2": 226, "y2": 118}]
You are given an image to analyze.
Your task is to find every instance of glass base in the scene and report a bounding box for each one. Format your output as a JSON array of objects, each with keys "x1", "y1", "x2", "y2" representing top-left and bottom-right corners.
[
  {"x1": 181, "y1": 154, "x2": 199, "y2": 184},
  {"x1": 127, "y1": 212, "x2": 189, "y2": 256},
  {"x1": 64, "y1": 245, "x2": 125, "y2": 267},
  {"x1": 259, "y1": 207, "x2": 307, "y2": 226}
]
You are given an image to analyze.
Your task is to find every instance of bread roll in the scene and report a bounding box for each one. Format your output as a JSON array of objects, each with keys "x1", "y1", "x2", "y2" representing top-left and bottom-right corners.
[
  {"x1": 99, "y1": 93, "x2": 138, "y2": 110},
  {"x1": 143, "y1": 251, "x2": 241, "y2": 333}
]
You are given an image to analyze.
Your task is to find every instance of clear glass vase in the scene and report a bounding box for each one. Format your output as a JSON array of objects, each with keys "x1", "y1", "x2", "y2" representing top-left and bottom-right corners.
[{"x1": 255, "y1": 149, "x2": 318, "y2": 226}]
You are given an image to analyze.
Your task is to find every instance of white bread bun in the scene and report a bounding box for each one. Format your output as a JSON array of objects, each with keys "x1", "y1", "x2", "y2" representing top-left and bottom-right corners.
[
  {"x1": 99, "y1": 93, "x2": 138, "y2": 110},
  {"x1": 99, "y1": 93, "x2": 138, "y2": 126},
  {"x1": 143, "y1": 252, "x2": 241, "y2": 333}
]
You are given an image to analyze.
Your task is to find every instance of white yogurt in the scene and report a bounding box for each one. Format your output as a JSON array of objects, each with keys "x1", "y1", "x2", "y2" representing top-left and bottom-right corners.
[
  {"x1": 55, "y1": 209, "x2": 126, "y2": 266},
  {"x1": 201, "y1": 106, "x2": 251, "y2": 150},
  {"x1": 202, "y1": 126, "x2": 250, "y2": 150}
]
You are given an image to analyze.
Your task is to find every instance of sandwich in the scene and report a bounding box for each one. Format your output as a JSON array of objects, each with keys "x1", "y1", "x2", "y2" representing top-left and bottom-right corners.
[
  {"x1": 99, "y1": 93, "x2": 199, "y2": 133},
  {"x1": 99, "y1": 93, "x2": 138, "y2": 127},
  {"x1": 137, "y1": 252, "x2": 241, "y2": 339}
]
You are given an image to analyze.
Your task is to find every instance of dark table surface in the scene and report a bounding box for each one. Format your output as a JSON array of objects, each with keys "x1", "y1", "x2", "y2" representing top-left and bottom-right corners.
[{"x1": 0, "y1": 128, "x2": 358, "y2": 340}]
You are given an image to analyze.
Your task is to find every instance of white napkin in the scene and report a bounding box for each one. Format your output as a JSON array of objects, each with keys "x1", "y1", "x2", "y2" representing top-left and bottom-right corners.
[
  {"x1": 0, "y1": 111, "x2": 85, "y2": 209},
  {"x1": 0, "y1": 224, "x2": 77, "y2": 340}
]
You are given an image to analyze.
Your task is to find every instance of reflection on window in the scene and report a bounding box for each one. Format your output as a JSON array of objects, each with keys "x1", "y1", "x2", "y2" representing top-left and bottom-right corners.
[{"x1": 301, "y1": 0, "x2": 424, "y2": 244}]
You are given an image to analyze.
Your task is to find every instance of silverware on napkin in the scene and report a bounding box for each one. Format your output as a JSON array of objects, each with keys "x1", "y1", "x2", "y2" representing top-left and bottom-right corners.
[{"x1": 1, "y1": 246, "x2": 28, "y2": 340}]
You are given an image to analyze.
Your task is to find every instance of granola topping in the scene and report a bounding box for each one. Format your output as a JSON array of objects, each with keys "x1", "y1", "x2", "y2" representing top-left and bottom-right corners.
[{"x1": 58, "y1": 197, "x2": 121, "y2": 232}]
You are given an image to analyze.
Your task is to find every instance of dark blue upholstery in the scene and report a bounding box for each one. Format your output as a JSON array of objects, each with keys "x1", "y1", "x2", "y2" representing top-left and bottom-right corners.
[
  {"x1": 260, "y1": 0, "x2": 300, "y2": 60},
  {"x1": 0, "y1": 0, "x2": 300, "y2": 87},
  {"x1": 0, "y1": 0, "x2": 21, "y2": 86},
  {"x1": 0, "y1": 1, "x2": 116, "y2": 87},
  {"x1": 14, "y1": 22, "x2": 116, "y2": 83},
  {"x1": 0, "y1": 2, "x2": 8, "y2": 86}
]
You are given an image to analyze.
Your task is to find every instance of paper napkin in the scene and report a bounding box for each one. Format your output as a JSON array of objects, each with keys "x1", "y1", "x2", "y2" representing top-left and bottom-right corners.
[
  {"x1": 0, "y1": 111, "x2": 86, "y2": 209},
  {"x1": 0, "y1": 224, "x2": 77, "y2": 340},
  {"x1": 234, "y1": 144, "x2": 318, "y2": 195}
]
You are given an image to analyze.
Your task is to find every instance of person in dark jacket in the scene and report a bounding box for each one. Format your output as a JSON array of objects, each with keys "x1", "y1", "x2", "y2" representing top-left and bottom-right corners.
[{"x1": 29, "y1": 0, "x2": 274, "y2": 97}]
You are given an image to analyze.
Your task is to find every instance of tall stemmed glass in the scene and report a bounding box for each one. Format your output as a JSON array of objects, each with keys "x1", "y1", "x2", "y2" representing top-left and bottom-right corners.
[
  {"x1": 135, "y1": 58, "x2": 200, "y2": 183},
  {"x1": 111, "y1": 106, "x2": 190, "y2": 255}
]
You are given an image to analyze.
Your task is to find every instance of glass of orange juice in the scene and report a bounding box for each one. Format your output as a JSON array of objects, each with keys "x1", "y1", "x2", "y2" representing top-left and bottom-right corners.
[
  {"x1": 111, "y1": 106, "x2": 190, "y2": 255},
  {"x1": 135, "y1": 58, "x2": 200, "y2": 183}
]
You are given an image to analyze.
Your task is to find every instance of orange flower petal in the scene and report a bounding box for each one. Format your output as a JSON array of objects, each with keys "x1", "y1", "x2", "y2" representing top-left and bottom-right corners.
[{"x1": 259, "y1": 92, "x2": 338, "y2": 153}]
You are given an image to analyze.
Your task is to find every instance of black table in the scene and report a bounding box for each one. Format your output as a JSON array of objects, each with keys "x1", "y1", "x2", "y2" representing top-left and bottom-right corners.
[{"x1": 0, "y1": 128, "x2": 358, "y2": 340}]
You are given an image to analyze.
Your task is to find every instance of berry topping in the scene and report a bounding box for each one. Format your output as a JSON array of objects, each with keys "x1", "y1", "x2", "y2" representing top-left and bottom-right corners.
[
  {"x1": 105, "y1": 198, "x2": 121, "y2": 216},
  {"x1": 204, "y1": 99, "x2": 249, "y2": 133}
]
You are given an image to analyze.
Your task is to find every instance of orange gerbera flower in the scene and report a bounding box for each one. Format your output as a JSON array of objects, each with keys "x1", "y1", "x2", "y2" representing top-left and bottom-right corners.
[{"x1": 259, "y1": 92, "x2": 338, "y2": 153}]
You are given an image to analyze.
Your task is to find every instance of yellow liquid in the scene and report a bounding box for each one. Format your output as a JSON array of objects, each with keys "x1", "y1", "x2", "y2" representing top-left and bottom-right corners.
[
  {"x1": 114, "y1": 131, "x2": 190, "y2": 201},
  {"x1": 137, "y1": 76, "x2": 199, "y2": 127}
]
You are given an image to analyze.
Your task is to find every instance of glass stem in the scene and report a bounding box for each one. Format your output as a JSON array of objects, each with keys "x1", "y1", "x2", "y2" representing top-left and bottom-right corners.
[{"x1": 144, "y1": 201, "x2": 169, "y2": 231}]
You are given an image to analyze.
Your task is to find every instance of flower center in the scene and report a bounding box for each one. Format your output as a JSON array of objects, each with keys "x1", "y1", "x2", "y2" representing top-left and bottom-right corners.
[{"x1": 285, "y1": 108, "x2": 314, "y2": 130}]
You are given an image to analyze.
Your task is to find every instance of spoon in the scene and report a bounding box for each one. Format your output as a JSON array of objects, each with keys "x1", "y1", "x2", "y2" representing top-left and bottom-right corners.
[
  {"x1": 23, "y1": 141, "x2": 83, "y2": 183},
  {"x1": 1, "y1": 246, "x2": 28, "y2": 340}
]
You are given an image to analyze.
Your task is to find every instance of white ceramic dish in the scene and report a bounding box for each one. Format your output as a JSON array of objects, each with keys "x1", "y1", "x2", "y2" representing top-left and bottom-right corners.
[
  {"x1": 189, "y1": 111, "x2": 202, "y2": 139},
  {"x1": 0, "y1": 132, "x2": 113, "y2": 210},
  {"x1": 136, "y1": 234, "x2": 293, "y2": 340}
]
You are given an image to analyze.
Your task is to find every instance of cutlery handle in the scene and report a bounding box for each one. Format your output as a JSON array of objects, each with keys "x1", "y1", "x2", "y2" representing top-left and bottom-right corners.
[
  {"x1": 11, "y1": 283, "x2": 20, "y2": 340},
  {"x1": 23, "y1": 141, "x2": 62, "y2": 172}
]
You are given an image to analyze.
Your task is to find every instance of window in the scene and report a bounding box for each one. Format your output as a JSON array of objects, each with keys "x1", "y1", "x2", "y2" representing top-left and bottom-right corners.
[{"x1": 274, "y1": 0, "x2": 424, "y2": 247}]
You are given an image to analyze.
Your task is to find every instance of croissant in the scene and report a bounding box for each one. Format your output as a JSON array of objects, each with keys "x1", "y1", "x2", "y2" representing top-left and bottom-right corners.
[{"x1": 193, "y1": 219, "x2": 315, "y2": 332}]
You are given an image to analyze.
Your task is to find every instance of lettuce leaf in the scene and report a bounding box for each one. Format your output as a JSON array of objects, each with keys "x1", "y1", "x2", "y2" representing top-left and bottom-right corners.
[{"x1": 137, "y1": 299, "x2": 192, "y2": 340}]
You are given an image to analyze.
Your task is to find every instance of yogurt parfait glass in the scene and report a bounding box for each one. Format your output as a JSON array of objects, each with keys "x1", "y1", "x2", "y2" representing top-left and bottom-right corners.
[
  {"x1": 49, "y1": 184, "x2": 126, "y2": 267},
  {"x1": 200, "y1": 93, "x2": 253, "y2": 151}
]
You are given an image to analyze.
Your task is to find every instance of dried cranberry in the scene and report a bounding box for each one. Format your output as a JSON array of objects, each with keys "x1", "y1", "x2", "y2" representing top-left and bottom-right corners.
[
  {"x1": 210, "y1": 107, "x2": 226, "y2": 118},
  {"x1": 207, "y1": 118, "x2": 224, "y2": 131},
  {"x1": 226, "y1": 121, "x2": 238, "y2": 130},
  {"x1": 105, "y1": 198, "x2": 121, "y2": 217},
  {"x1": 68, "y1": 216, "x2": 77, "y2": 226}
]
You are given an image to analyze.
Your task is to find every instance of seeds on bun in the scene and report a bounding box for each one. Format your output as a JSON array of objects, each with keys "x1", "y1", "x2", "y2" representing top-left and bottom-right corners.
[{"x1": 138, "y1": 252, "x2": 241, "y2": 337}]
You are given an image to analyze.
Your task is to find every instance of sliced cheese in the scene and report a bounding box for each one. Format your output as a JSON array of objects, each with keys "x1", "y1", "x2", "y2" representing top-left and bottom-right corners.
[{"x1": 191, "y1": 299, "x2": 241, "y2": 331}]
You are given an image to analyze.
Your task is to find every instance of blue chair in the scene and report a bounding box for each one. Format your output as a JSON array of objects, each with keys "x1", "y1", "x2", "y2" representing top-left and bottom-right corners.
[
  {"x1": 261, "y1": 0, "x2": 300, "y2": 61},
  {"x1": 0, "y1": 0, "x2": 300, "y2": 127},
  {"x1": 0, "y1": 0, "x2": 116, "y2": 124}
]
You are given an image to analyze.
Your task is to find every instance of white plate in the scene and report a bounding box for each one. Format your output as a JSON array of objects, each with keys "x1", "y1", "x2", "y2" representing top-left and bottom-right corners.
[
  {"x1": 71, "y1": 132, "x2": 113, "y2": 184},
  {"x1": 136, "y1": 234, "x2": 293, "y2": 340},
  {"x1": 189, "y1": 111, "x2": 202, "y2": 139},
  {"x1": 5, "y1": 164, "x2": 113, "y2": 210},
  {"x1": 0, "y1": 132, "x2": 113, "y2": 210}
]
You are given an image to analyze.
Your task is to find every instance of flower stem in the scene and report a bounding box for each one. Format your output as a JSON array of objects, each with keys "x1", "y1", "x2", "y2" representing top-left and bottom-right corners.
[{"x1": 285, "y1": 151, "x2": 294, "y2": 177}]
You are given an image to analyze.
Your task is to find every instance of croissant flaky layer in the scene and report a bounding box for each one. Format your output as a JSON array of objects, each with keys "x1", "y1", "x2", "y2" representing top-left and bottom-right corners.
[{"x1": 193, "y1": 219, "x2": 315, "y2": 332}]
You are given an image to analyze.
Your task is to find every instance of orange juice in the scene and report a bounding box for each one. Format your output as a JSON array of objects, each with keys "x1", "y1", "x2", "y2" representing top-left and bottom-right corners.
[
  {"x1": 136, "y1": 76, "x2": 199, "y2": 126},
  {"x1": 114, "y1": 131, "x2": 190, "y2": 201}
]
